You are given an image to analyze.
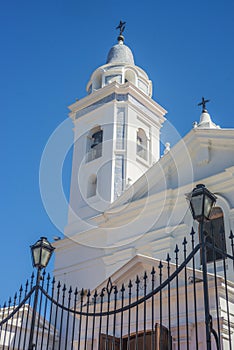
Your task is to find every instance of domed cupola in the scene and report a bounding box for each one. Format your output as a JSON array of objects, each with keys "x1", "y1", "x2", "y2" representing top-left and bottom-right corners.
[
  {"x1": 106, "y1": 35, "x2": 135, "y2": 65},
  {"x1": 86, "y1": 23, "x2": 152, "y2": 97}
]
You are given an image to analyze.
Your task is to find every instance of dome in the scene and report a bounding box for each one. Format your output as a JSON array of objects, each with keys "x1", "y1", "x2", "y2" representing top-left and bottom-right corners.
[{"x1": 106, "y1": 38, "x2": 135, "y2": 65}]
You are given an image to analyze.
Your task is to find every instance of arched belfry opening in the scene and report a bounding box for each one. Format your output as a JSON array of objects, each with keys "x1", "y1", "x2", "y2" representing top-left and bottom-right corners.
[
  {"x1": 87, "y1": 126, "x2": 103, "y2": 162},
  {"x1": 125, "y1": 69, "x2": 136, "y2": 84},
  {"x1": 137, "y1": 128, "x2": 148, "y2": 161}
]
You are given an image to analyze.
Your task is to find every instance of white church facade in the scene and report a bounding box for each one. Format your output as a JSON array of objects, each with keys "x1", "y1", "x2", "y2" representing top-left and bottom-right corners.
[{"x1": 50, "y1": 28, "x2": 234, "y2": 348}]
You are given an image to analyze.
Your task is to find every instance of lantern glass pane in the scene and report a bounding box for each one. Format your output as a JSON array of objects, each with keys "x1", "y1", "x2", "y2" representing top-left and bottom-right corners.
[
  {"x1": 40, "y1": 249, "x2": 51, "y2": 268},
  {"x1": 32, "y1": 247, "x2": 41, "y2": 267},
  {"x1": 204, "y1": 195, "x2": 214, "y2": 219},
  {"x1": 191, "y1": 194, "x2": 203, "y2": 218}
]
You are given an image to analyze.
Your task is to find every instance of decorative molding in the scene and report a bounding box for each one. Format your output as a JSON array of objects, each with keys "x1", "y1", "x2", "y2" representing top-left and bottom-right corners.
[{"x1": 68, "y1": 82, "x2": 167, "y2": 121}]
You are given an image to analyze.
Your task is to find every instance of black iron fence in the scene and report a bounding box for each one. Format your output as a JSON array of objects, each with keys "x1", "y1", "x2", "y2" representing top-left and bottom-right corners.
[{"x1": 0, "y1": 228, "x2": 234, "y2": 349}]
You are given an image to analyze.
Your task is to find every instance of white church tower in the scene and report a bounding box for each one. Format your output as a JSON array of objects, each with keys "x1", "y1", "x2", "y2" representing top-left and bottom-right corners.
[
  {"x1": 66, "y1": 26, "x2": 166, "y2": 229},
  {"x1": 55, "y1": 25, "x2": 167, "y2": 289}
]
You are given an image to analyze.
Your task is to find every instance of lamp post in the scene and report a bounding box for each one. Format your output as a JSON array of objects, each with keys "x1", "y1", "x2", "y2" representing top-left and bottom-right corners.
[
  {"x1": 186, "y1": 184, "x2": 216, "y2": 350},
  {"x1": 28, "y1": 237, "x2": 55, "y2": 350}
]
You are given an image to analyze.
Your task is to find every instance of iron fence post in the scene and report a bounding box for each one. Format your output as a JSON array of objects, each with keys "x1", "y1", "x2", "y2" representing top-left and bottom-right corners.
[
  {"x1": 28, "y1": 267, "x2": 41, "y2": 350},
  {"x1": 200, "y1": 219, "x2": 212, "y2": 350}
]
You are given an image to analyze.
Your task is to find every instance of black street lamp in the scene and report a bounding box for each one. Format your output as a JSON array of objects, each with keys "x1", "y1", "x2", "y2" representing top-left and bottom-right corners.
[
  {"x1": 186, "y1": 184, "x2": 217, "y2": 350},
  {"x1": 28, "y1": 237, "x2": 55, "y2": 350},
  {"x1": 186, "y1": 184, "x2": 217, "y2": 222},
  {"x1": 30, "y1": 236, "x2": 55, "y2": 270}
]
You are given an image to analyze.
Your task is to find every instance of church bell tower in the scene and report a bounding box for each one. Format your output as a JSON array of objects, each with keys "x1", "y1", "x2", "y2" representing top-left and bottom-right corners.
[{"x1": 66, "y1": 26, "x2": 167, "y2": 236}]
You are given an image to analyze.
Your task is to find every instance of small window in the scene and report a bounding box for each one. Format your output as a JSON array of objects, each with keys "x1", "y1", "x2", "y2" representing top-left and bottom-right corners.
[
  {"x1": 200, "y1": 207, "x2": 226, "y2": 263},
  {"x1": 137, "y1": 128, "x2": 148, "y2": 161},
  {"x1": 87, "y1": 127, "x2": 103, "y2": 162},
  {"x1": 87, "y1": 174, "x2": 97, "y2": 198}
]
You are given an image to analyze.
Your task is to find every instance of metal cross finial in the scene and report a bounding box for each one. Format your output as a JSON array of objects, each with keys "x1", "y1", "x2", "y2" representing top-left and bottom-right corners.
[
  {"x1": 198, "y1": 97, "x2": 210, "y2": 112},
  {"x1": 116, "y1": 20, "x2": 126, "y2": 36}
]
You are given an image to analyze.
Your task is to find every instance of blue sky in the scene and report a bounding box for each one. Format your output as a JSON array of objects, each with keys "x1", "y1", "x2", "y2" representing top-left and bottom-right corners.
[{"x1": 0, "y1": 0, "x2": 233, "y2": 301}]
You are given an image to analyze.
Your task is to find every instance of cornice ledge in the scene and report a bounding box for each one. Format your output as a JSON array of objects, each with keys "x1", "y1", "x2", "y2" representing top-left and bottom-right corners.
[{"x1": 68, "y1": 82, "x2": 167, "y2": 120}]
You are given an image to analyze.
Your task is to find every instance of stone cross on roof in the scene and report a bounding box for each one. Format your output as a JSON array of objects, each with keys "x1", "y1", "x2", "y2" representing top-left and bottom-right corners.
[{"x1": 198, "y1": 97, "x2": 210, "y2": 112}]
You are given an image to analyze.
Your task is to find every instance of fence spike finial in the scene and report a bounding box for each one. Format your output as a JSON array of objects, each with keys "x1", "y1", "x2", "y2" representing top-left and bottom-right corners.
[
  {"x1": 158, "y1": 260, "x2": 163, "y2": 270},
  {"x1": 175, "y1": 244, "x2": 179, "y2": 266},
  {"x1": 166, "y1": 253, "x2": 171, "y2": 263},
  {"x1": 121, "y1": 283, "x2": 125, "y2": 293},
  {"x1": 135, "y1": 275, "x2": 140, "y2": 285},
  {"x1": 190, "y1": 227, "x2": 195, "y2": 238}
]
